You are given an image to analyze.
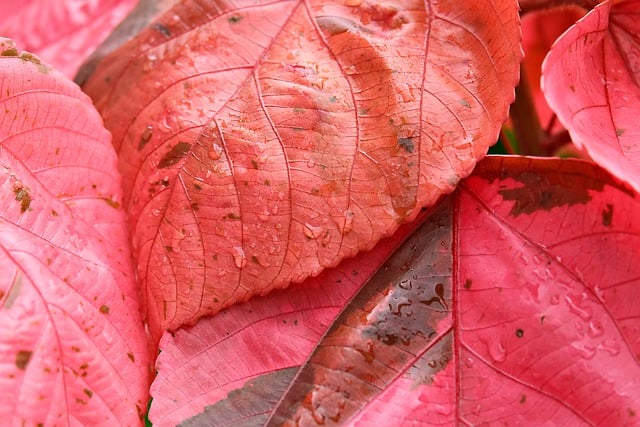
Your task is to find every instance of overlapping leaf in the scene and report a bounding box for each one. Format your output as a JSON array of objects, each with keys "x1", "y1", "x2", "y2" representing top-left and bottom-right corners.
[
  {"x1": 82, "y1": 0, "x2": 522, "y2": 337},
  {"x1": 0, "y1": 0, "x2": 138, "y2": 77},
  {"x1": 150, "y1": 156, "x2": 640, "y2": 426},
  {"x1": 0, "y1": 39, "x2": 150, "y2": 425},
  {"x1": 542, "y1": 0, "x2": 640, "y2": 190}
]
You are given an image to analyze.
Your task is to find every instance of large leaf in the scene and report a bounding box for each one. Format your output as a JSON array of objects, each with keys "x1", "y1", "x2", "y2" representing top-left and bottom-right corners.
[
  {"x1": 0, "y1": 0, "x2": 138, "y2": 78},
  {"x1": 542, "y1": 0, "x2": 640, "y2": 191},
  {"x1": 0, "y1": 39, "x2": 150, "y2": 425},
  {"x1": 150, "y1": 156, "x2": 640, "y2": 426},
  {"x1": 82, "y1": 0, "x2": 522, "y2": 337}
]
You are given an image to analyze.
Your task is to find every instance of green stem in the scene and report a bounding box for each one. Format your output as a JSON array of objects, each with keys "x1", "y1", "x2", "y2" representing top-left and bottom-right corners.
[{"x1": 509, "y1": 64, "x2": 544, "y2": 156}]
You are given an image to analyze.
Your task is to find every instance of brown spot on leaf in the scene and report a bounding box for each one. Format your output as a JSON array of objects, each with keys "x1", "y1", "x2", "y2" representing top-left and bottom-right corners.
[
  {"x1": 102, "y1": 197, "x2": 120, "y2": 209},
  {"x1": 99, "y1": 305, "x2": 110, "y2": 314},
  {"x1": 15, "y1": 350, "x2": 32, "y2": 370},
  {"x1": 13, "y1": 184, "x2": 32, "y2": 212},
  {"x1": 83, "y1": 388, "x2": 93, "y2": 398},
  {"x1": 138, "y1": 125, "x2": 153, "y2": 150},
  {"x1": 158, "y1": 142, "x2": 191, "y2": 168}
]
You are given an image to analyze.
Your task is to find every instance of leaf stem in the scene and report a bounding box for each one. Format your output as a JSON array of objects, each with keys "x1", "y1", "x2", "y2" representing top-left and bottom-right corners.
[{"x1": 509, "y1": 64, "x2": 544, "y2": 156}]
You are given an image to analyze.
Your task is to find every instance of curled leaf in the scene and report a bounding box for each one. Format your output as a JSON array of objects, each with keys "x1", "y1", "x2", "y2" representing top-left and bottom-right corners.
[{"x1": 542, "y1": 0, "x2": 640, "y2": 190}]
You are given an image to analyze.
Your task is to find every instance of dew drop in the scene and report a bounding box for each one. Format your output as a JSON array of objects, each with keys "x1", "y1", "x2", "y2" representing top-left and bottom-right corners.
[
  {"x1": 258, "y1": 210, "x2": 270, "y2": 222},
  {"x1": 464, "y1": 357, "x2": 475, "y2": 368},
  {"x1": 550, "y1": 295, "x2": 560, "y2": 305},
  {"x1": 306, "y1": 158, "x2": 315, "y2": 168},
  {"x1": 593, "y1": 284, "x2": 606, "y2": 302},
  {"x1": 600, "y1": 340, "x2": 620, "y2": 356},
  {"x1": 587, "y1": 320, "x2": 604, "y2": 338},
  {"x1": 208, "y1": 143, "x2": 223, "y2": 160},
  {"x1": 232, "y1": 247, "x2": 247, "y2": 268},
  {"x1": 572, "y1": 342, "x2": 596, "y2": 360},
  {"x1": 303, "y1": 223, "x2": 324, "y2": 240},
  {"x1": 489, "y1": 340, "x2": 507, "y2": 363},
  {"x1": 339, "y1": 210, "x2": 354, "y2": 235},
  {"x1": 217, "y1": 269, "x2": 227, "y2": 277},
  {"x1": 151, "y1": 208, "x2": 162, "y2": 217},
  {"x1": 565, "y1": 295, "x2": 592, "y2": 321}
]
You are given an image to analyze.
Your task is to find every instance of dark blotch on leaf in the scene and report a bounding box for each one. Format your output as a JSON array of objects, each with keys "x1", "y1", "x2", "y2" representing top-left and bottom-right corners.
[
  {"x1": 515, "y1": 328, "x2": 524, "y2": 338},
  {"x1": 138, "y1": 125, "x2": 153, "y2": 151},
  {"x1": 99, "y1": 305, "x2": 110, "y2": 314},
  {"x1": 158, "y1": 142, "x2": 191, "y2": 168},
  {"x1": 464, "y1": 279, "x2": 472, "y2": 289},
  {"x1": 152, "y1": 23, "x2": 172, "y2": 38},
  {"x1": 602, "y1": 203, "x2": 613, "y2": 227},
  {"x1": 398, "y1": 137, "x2": 415, "y2": 153},
  {"x1": 14, "y1": 185, "x2": 31, "y2": 213},
  {"x1": 15, "y1": 350, "x2": 32, "y2": 370},
  {"x1": 228, "y1": 15, "x2": 242, "y2": 24}
]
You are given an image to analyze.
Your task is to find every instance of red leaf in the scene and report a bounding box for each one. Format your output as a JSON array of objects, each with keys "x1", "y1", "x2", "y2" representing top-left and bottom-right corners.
[
  {"x1": 82, "y1": 0, "x2": 522, "y2": 337},
  {"x1": 542, "y1": 0, "x2": 640, "y2": 191},
  {"x1": 0, "y1": 39, "x2": 150, "y2": 425},
  {"x1": 0, "y1": 0, "x2": 137, "y2": 78},
  {"x1": 150, "y1": 156, "x2": 640, "y2": 425},
  {"x1": 521, "y1": 6, "x2": 585, "y2": 131}
]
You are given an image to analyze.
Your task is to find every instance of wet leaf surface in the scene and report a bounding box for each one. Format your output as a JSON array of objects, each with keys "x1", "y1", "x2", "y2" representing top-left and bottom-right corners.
[
  {"x1": 542, "y1": 0, "x2": 640, "y2": 190},
  {"x1": 0, "y1": 39, "x2": 150, "y2": 426},
  {"x1": 81, "y1": 0, "x2": 522, "y2": 338},
  {"x1": 151, "y1": 156, "x2": 640, "y2": 426}
]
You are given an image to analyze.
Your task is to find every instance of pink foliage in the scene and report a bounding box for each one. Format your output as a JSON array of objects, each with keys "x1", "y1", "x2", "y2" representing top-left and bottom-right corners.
[
  {"x1": 151, "y1": 157, "x2": 640, "y2": 425},
  {"x1": 0, "y1": 0, "x2": 137, "y2": 78},
  {"x1": 542, "y1": 0, "x2": 640, "y2": 191},
  {"x1": 82, "y1": 0, "x2": 521, "y2": 337},
  {"x1": 0, "y1": 39, "x2": 150, "y2": 425}
]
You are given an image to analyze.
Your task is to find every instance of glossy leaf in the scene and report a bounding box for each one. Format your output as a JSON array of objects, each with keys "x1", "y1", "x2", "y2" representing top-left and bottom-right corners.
[
  {"x1": 0, "y1": 0, "x2": 138, "y2": 78},
  {"x1": 0, "y1": 39, "x2": 150, "y2": 425},
  {"x1": 542, "y1": 0, "x2": 640, "y2": 191},
  {"x1": 82, "y1": 0, "x2": 522, "y2": 337},
  {"x1": 150, "y1": 156, "x2": 640, "y2": 425}
]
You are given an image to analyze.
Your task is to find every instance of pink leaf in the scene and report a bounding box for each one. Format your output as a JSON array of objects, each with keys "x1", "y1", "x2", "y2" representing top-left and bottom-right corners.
[
  {"x1": 542, "y1": 0, "x2": 640, "y2": 191},
  {"x1": 0, "y1": 39, "x2": 150, "y2": 425},
  {"x1": 0, "y1": 0, "x2": 138, "y2": 78},
  {"x1": 150, "y1": 156, "x2": 640, "y2": 425},
  {"x1": 82, "y1": 0, "x2": 522, "y2": 338}
]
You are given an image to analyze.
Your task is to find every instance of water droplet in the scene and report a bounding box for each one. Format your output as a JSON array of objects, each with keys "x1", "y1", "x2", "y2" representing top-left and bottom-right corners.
[
  {"x1": 232, "y1": 247, "x2": 247, "y2": 268},
  {"x1": 464, "y1": 357, "x2": 475, "y2": 368},
  {"x1": 151, "y1": 208, "x2": 162, "y2": 217},
  {"x1": 306, "y1": 158, "x2": 315, "y2": 168},
  {"x1": 565, "y1": 294, "x2": 592, "y2": 321},
  {"x1": 489, "y1": 340, "x2": 507, "y2": 363},
  {"x1": 303, "y1": 223, "x2": 324, "y2": 240},
  {"x1": 550, "y1": 294, "x2": 560, "y2": 305},
  {"x1": 593, "y1": 285, "x2": 606, "y2": 302},
  {"x1": 599, "y1": 340, "x2": 620, "y2": 356},
  {"x1": 208, "y1": 143, "x2": 223, "y2": 160},
  {"x1": 258, "y1": 209, "x2": 270, "y2": 222},
  {"x1": 268, "y1": 246, "x2": 276, "y2": 254},
  {"x1": 572, "y1": 342, "x2": 596, "y2": 360},
  {"x1": 339, "y1": 210, "x2": 354, "y2": 235},
  {"x1": 587, "y1": 320, "x2": 604, "y2": 338},
  {"x1": 217, "y1": 269, "x2": 226, "y2": 277}
]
